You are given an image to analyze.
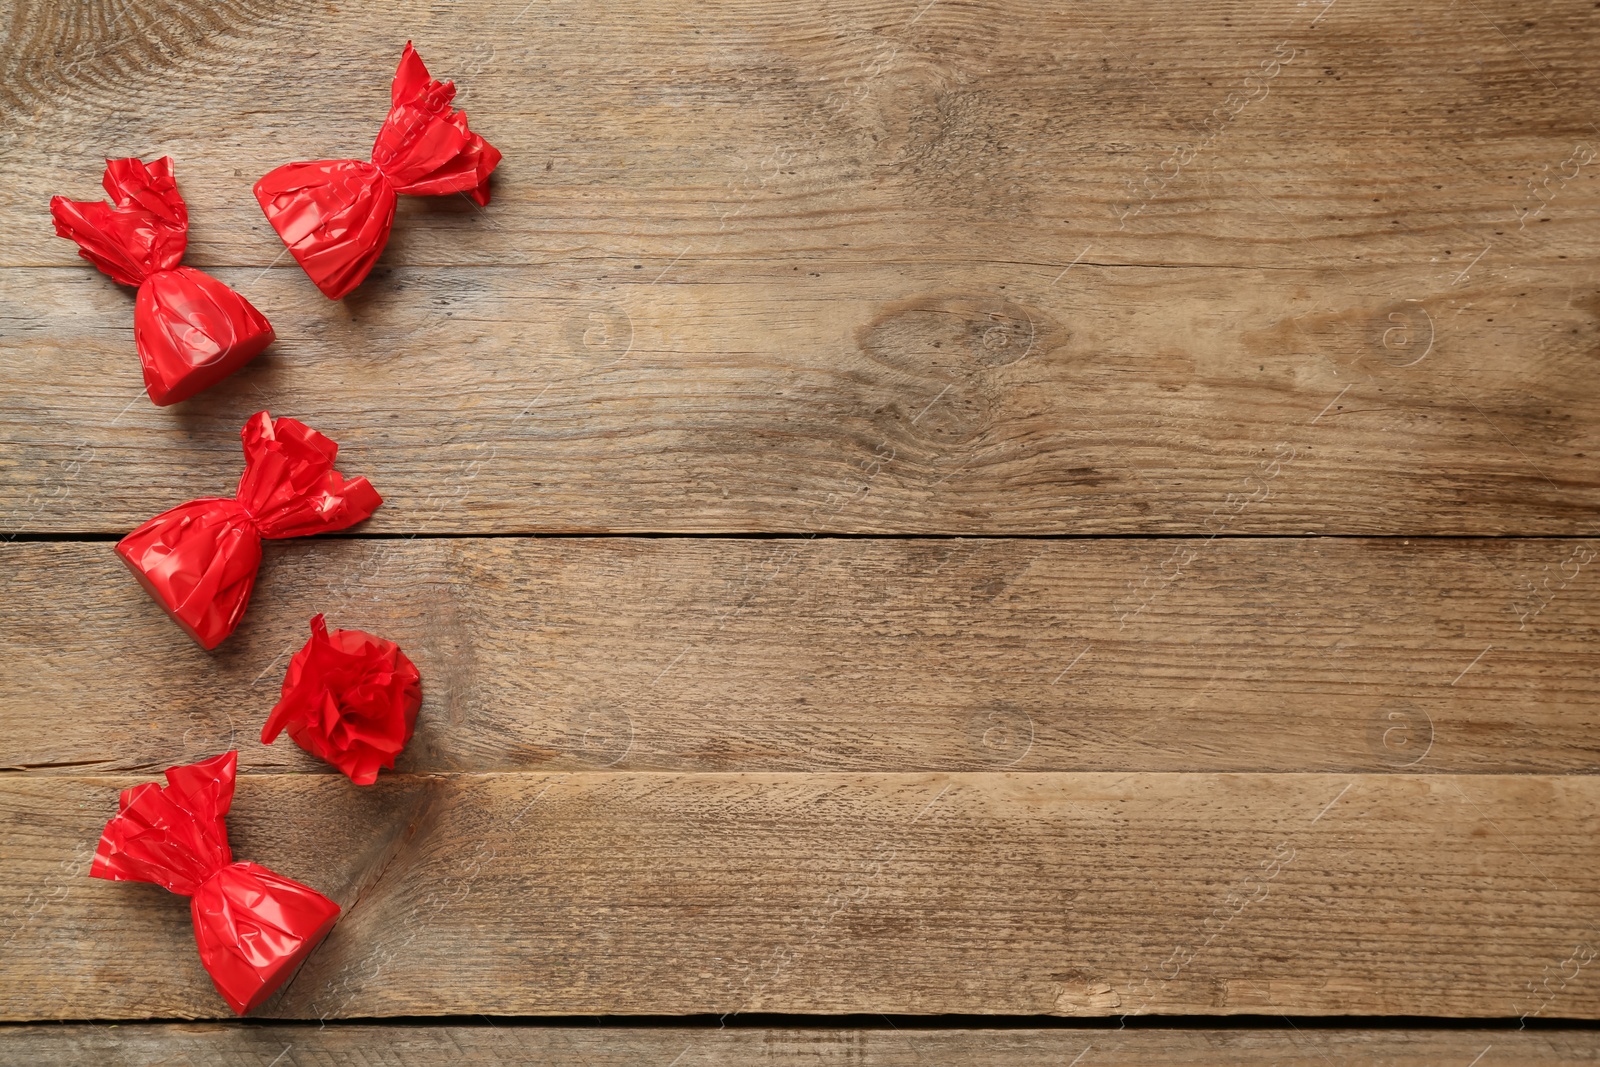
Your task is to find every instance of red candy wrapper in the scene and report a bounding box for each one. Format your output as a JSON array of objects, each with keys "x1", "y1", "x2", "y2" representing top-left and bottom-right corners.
[
  {"x1": 117, "y1": 412, "x2": 382, "y2": 650},
  {"x1": 51, "y1": 157, "x2": 275, "y2": 406},
  {"x1": 263, "y1": 614, "x2": 423, "y2": 784},
  {"x1": 254, "y1": 42, "x2": 502, "y2": 299},
  {"x1": 90, "y1": 752, "x2": 340, "y2": 1015}
]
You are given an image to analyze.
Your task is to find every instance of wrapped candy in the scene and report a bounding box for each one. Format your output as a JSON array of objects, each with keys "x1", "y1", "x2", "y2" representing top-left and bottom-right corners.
[
  {"x1": 263, "y1": 614, "x2": 423, "y2": 784},
  {"x1": 50, "y1": 157, "x2": 275, "y2": 406},
  {"x1": 117, "y1": 411, "x2": 382, "y2": 650},
  {"x1": 254, "y1": 42, "x2": 502, "y2": 300},
  {"x1": 90, "y1": 752, "x2": 341, "y2": 1015}
]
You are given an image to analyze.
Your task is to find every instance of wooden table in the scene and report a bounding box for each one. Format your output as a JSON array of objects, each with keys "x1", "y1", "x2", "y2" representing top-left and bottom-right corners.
[{"x1": 3, "y1": 0, "x2": 1599, "y2": 1061}]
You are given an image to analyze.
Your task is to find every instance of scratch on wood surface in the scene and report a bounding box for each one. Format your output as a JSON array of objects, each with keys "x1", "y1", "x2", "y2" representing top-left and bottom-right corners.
[
  {"x1": 1310, "y1": 782, "x2": 1352, "y2": 824},
  {"x1": 1451, "y1": 645, "x2": 1493, "y2": 686}
]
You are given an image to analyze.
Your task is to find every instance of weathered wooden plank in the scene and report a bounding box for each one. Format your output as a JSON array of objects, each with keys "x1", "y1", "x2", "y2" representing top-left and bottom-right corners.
[
  {"x1": 2, "y1": 0, "x2": 1597, "y2": 272},
  {"x1": 2, "y1": 771, "x2": 1598, "y2": 1019},
  {"x1": 3, "y1": 537, "x2": 1596, "y2": 776},
  {"x1": 6, "y1": 1023, "x2": 1600, "y2": 1066},
  {"x1": 4, "y1": 260, "x2": 1597, "y2": 534}
]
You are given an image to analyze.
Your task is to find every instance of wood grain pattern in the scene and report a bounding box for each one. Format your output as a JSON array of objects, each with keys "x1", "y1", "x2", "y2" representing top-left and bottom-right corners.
[
  {"x1": 7, "y1": 1023, "x2": 1600, "y2": 1066},
  {"x1": 3, "y1": 771, "x2": 1599, "y2": 1020},
  {"x1": 2, "y1": 0, "x2": 1598, "y2": 272},
  {"x1": 4, "y1": 0, "x2": 1600, "y2": 535},
  {"x1": 3, "y1": 537, "x2": 1597, "y2": 776},
  {"x1": 4, "y1": 260, "x2": 1598, "y2": 534}
]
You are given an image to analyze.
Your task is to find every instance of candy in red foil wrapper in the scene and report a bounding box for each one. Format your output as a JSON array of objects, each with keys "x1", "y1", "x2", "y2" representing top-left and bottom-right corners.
[
  {"x1": 254, "y1": 42, "x2": 502, "y2": 299},
  {"x1": 117, "y1": 412, "x2": 382, "y2": 650},
  {"x1": 90, "y1": 752, "x2": 340, "y2": 1015},
  {"x1": 262, "y1": 614, "x2": 423, "y2": 784},
  {"x1": 51, "y1": 157, "x2": 275, "y2": 406}
]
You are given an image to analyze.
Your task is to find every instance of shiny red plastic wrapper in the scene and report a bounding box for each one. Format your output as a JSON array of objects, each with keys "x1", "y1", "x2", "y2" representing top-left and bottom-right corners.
[
  {"x1": 90, "y1": 752, "x2": 341, "y2": 1015},
  {"x1": 117, "y1": 412, "x2": 382, "y2": 650},
  {"x1": 254, "y1": 42, "x2": 502, "y2": 299},
  {"x1": 51, "y1": 157, "x2": 275, "y2": 406},
  {"x1": 262, "y1": 614, "x2": 423, "y2": 784}
]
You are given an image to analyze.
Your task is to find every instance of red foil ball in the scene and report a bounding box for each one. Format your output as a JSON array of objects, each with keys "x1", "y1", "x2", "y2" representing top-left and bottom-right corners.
[{"x1": 262, "y1": 615, "x2": 423, "y2": 785}]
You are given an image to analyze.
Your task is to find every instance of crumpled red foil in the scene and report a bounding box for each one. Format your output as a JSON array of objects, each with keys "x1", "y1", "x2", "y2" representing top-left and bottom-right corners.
[
  {"x1": 90, "y1": 751, "x2": 340, "y2": 1015},
  {"x1": 51, "y1": 157, "x2": 275, "y2": 406},
  {"x1": 253, "y1": 42, "x2": 502, "y2": 300},
  {"x1": 117, "y1": 412, "x2": 382, "y2": 650},
  {"x1": 262, "y1": 614, "x2": 423, "y2": 784}
]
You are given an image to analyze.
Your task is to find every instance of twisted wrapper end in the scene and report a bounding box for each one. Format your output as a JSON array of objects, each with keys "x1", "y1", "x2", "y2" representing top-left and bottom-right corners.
[
  {"x1": 49, "y1": 157, "x2": 187, "y2": 286},
  {"x1": 373, "y1": 41, "x2": 502, "y2": 203},
  {"x1": 91, "y1": 751, "x2": 237, "y2": 893}
]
